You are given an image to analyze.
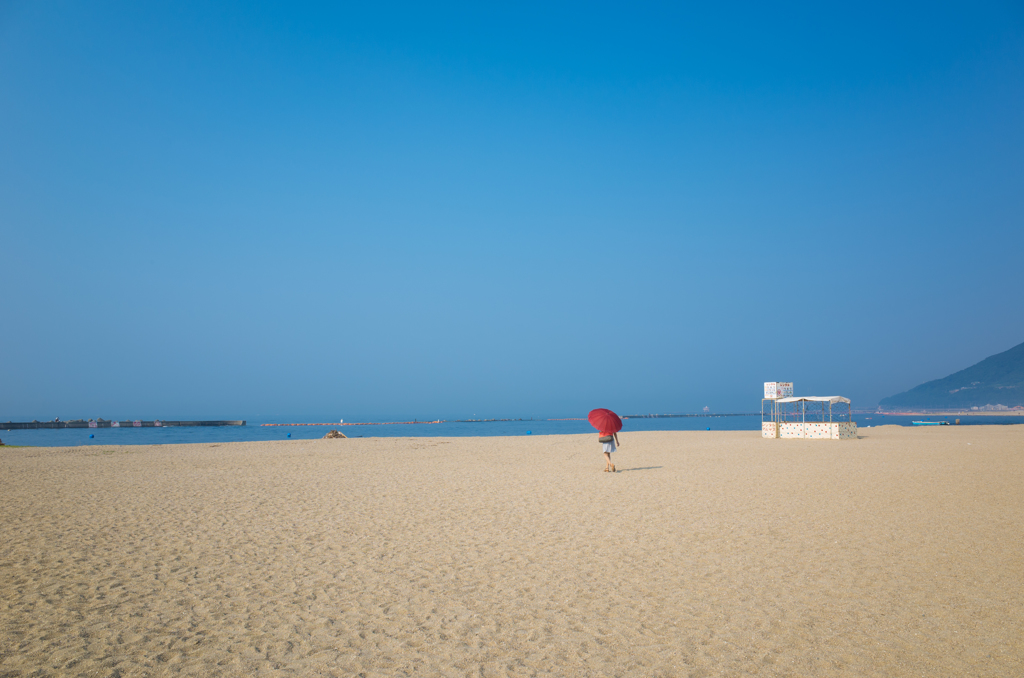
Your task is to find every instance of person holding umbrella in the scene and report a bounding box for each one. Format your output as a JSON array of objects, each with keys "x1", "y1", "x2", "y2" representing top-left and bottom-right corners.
[{"x1": 588, "y1": 408, "x2": 623, "y2": 473}]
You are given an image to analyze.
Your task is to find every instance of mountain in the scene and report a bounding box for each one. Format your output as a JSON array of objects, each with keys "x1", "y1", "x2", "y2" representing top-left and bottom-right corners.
[{"x1": 879, "y1": 340, "x2": 1024, "y2": 410}]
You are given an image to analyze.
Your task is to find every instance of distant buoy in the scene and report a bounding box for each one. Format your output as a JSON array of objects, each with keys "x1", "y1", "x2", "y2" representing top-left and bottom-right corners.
[
  {"x1": 526, "y1": 431, "x2": 532, "y2": 435},
  {"x1": 287, "y1": 433, "x2": 291, "y2": 438},
  {"x1": 706, "y1": 427, "x2": 710, "y2": 431},
  {"x1": 89, "y1": 434, "x2": 94, "y2": 438}
]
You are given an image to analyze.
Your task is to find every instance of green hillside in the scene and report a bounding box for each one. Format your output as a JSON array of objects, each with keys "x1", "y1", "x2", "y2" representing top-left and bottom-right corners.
[{"x1": 879, "y1": 340, "x2": 1024, "y2": 410}]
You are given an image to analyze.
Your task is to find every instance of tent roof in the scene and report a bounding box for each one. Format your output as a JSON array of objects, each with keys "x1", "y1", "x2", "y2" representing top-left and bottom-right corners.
[{"x1": 777, "y1": 396, "x2": 851, "y2": 404}]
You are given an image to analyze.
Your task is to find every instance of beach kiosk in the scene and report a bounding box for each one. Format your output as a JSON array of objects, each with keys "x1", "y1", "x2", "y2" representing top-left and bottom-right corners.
[
  {"x1": 761, "y1": 382, "x2": 792, "y2": 438},
  {"x1": 762, "y1": 383, "x2": 857, "y2": 439}
]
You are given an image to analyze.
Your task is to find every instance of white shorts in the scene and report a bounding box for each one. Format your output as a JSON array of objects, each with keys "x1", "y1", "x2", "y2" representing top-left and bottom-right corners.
[{"x1": 602, "y1": 442, "x2": 616, "y2": 454}]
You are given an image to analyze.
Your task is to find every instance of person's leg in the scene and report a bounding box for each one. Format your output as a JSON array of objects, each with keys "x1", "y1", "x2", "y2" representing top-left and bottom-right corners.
[{"x1": 604, "y1": 451, "x2": 612, "y2": 471}]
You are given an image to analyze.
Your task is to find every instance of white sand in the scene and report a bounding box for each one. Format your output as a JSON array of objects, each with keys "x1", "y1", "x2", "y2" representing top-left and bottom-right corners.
[{"x1": 1, "y1": 426, "x2": 1022, "y2": 677}]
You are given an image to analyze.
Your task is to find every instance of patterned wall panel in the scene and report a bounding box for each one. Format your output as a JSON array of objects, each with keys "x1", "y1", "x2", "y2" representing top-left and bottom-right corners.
[
  {"x1": 834, "y1": 422, "x2": 857, "y2": 439},
  {"x1": 779, "y1": 423, "x2": 803, "y2": 438},
  {"x1": 775, "y1": 421, "x2": 858, "y2": 440}
]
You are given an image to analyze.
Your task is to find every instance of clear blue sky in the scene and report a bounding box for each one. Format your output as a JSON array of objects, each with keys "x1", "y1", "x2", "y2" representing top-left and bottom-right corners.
[{"x1": 2, "y1": 2, "x2": 1023, "y2": 420}]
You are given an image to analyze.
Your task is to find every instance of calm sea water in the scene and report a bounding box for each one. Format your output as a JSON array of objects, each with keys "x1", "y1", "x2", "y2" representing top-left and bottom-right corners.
[{"x1": 2, "y1": 413, "x2": 1021, "y2": 447}]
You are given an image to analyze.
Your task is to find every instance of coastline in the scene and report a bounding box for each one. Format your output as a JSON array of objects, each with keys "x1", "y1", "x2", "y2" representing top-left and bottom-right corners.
[
  {"x1": 876, "y1": 409, "x2": 1024, "y2": 416},
  {"x1": 3, "y1": 427, "x2": 1022, "y2": 676}
]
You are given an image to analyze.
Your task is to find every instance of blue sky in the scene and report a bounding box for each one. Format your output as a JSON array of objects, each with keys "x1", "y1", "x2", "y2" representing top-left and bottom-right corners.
[{"x1": 2, "y1": 2, "x2": 1023, "y2": 420}]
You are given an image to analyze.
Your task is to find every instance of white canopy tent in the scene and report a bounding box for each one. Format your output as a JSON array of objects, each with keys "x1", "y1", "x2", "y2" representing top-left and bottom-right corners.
[{"x1": 774, "y1": 395, "x2": 853, "y2": 425}]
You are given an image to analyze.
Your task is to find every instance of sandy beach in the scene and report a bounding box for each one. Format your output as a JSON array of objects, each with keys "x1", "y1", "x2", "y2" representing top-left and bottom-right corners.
[{"x1": 1, "y1": 426, "x2": 1022, "y2": 677}]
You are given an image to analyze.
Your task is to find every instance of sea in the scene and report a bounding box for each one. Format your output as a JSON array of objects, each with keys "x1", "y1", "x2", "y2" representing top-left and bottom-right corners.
[{"x1": 2, "y1": 413, "x2": 1022, "y2": 447}]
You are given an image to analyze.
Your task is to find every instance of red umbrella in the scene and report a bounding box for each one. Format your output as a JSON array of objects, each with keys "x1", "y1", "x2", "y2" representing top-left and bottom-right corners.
[{"x1": 588, "y1": 408, "x2": 623, "y2": 436}]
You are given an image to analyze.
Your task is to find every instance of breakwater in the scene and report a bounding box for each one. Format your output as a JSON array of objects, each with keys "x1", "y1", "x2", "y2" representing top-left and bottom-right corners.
[
  {"x1": 261, "y1": 415, "x2": 759, "y2": 427},
  {"x1": 261, "y1": 421, "x2": 441, "y2": 427},
  {"x1": 3, "y1": 420, "x2": 245, "y2": 430},
  {"x1": 623, "y1": 413, "x2": 758, "y2": 418},
  {"x1": 549, "y1": 414, "x2": 758, "y2": 421}
]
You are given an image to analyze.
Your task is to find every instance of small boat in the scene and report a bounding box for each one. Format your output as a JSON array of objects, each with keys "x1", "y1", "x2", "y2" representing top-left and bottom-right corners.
[{"x1": 912, "y1": 421, "x2": 949, "y2": 426}]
